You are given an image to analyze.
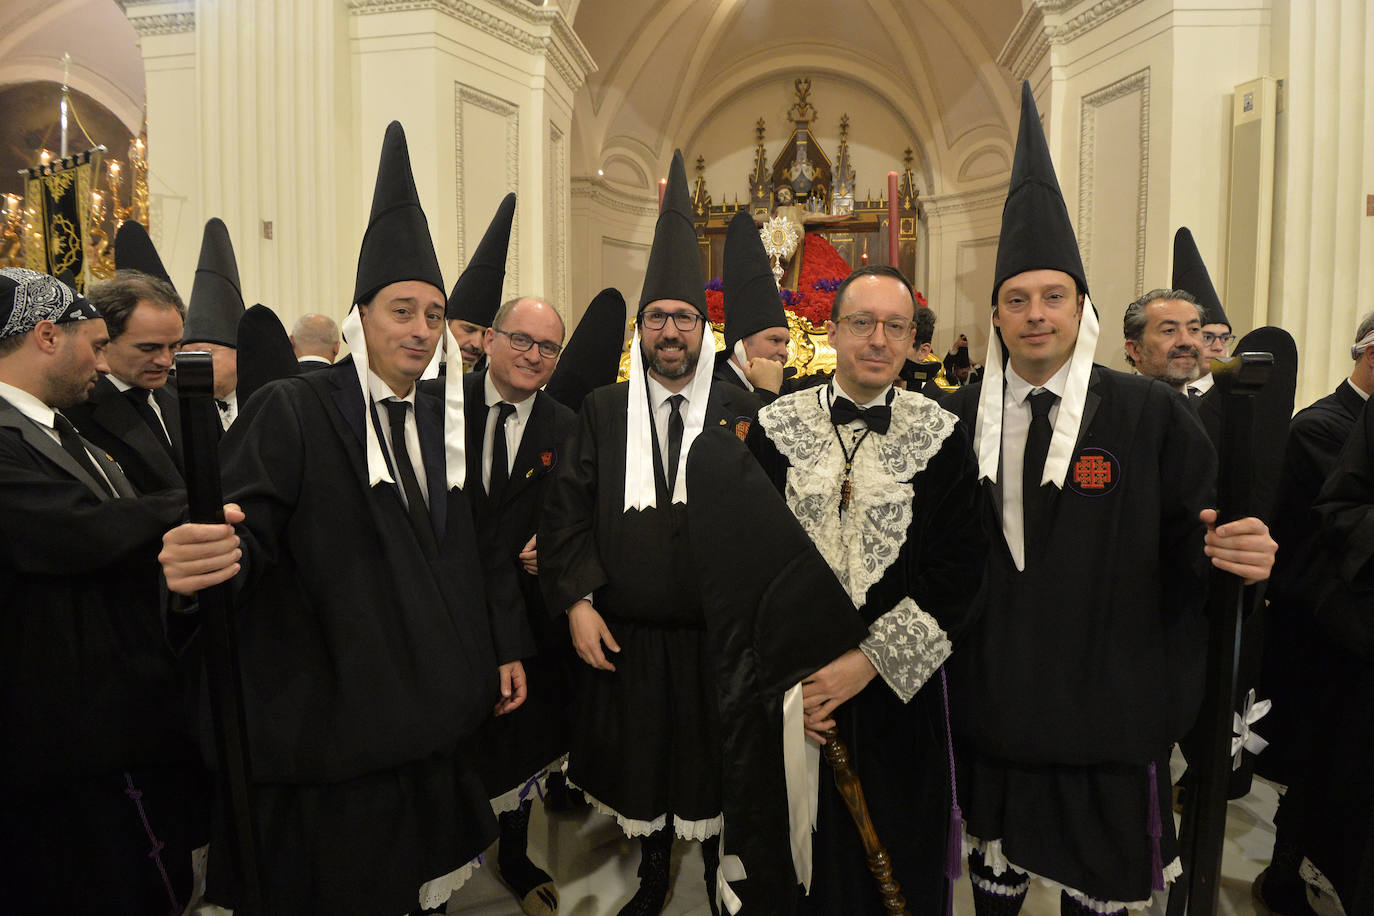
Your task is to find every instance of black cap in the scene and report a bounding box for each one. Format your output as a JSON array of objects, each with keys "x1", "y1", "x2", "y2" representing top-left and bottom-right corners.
[
  {"x1": 992, "y1": 82, "x2": 1087, "y2": 303},
  {"x1": 723, "y1": 209, "x2": 787, "y2": 348},
  {"x1": 545, "y1": 287, "x2": 628, "y2": 410},
  {"x1": 1172, "y1": 227, "x2": 1229, "y2": 329},
  {"x1": 236, "y1": 304, "x2": 300, "y2": 406},
  {"x1": 639, "y1": 150, "x2": 706, "y2": 316},
  {"x1": 354, "y1": 121, "x2": 445, "y2": 306},
  {"x1": 447, "y1": 192, "x2": 515, "y2": 326},
  {"x1": 114, "y1": 221, "x2": 175, "y2": 289},
  {"x1": 183, "y1": 217, "x2": 244, "y2": 347}
]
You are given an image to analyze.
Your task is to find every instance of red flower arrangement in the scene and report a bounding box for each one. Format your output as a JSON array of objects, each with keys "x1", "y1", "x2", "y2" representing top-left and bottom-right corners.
[{"x1": 703, "y1": 234, "x2": 928, "y2": 329}]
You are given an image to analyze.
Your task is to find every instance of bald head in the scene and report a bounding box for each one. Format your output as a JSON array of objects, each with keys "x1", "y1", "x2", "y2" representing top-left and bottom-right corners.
[{"x1": 291, "y1": 313, "x2": 341, "y2": 361}]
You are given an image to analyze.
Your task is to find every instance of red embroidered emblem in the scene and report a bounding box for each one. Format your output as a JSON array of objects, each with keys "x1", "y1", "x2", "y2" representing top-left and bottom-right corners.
[
  {"x1": 1068, "y1": 447, "x2": 1120, "y2": 497},
  {"x1": 734, "y1": 418, "x2": 751, "y2": 441},
  {"x1": 539, "y1": 450, "x2": 554, "y2": 469}
]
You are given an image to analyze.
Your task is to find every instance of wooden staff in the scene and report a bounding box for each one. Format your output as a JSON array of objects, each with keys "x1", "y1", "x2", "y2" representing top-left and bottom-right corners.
[
  {"x1": 176, "y1": 351, "x2": 265, "y2": 914},
  {"x1": 820, "y1": 727, "x2": 909, "y2": 915},
  {"x1": 1167, "y1": 351, "x2": 1273, "y2": 916}
]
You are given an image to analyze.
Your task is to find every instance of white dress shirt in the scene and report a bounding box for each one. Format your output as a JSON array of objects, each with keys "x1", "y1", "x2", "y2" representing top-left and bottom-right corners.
[
  {"x1": 646, "y1": 376, "x2": 691, "y2": 481},
  {"x1": 1349, "y1": 378, "x2": 1372, "y2": 401},
  {"x1": 368, "y1": 371, "x2": 428, "y2": 508},
  {"x1": 107, "y1": 373, "x2": 172, "y2": 440},
  {"x1": 727, "y1": 358, "x2": 754, "y2": 391},
  {"x1": 1000, "y1": 361, "x2": 1071, "y2": 571},
  {"x1": 1187, "y1": 372, "x2": 1214, "y2": 398},
  {"x1": 217, "y1": 389, "x2": 238, "y2": 430},
  {"x1": 481, "y1": 374, "x2": 535, "y2": 492},
  {"x1": 0, "y1": 379, "x2": 116, "y2": 492}
]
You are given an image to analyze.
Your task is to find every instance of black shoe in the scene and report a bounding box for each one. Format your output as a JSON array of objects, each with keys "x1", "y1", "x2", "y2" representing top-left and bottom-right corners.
[
  {"x1": 1253, "y1": 866, "x2": 1321, "y2": 916},
  {"x1": 617, "y1": 831, "x2": 672, "y2": 916}
]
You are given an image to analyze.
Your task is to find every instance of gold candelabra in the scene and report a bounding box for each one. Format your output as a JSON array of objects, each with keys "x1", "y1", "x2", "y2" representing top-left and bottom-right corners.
[
  {"x1": 0, "y1": 194, "x2": 23, "y2": 267},
  {"x1": 87, "y1": 132, "x2": 149, "y2": 278}
]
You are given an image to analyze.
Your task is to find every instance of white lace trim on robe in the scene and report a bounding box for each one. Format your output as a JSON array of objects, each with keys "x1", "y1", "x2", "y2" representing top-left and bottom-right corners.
[
  {"x1": 567, "y1": 774, "x2": 722, "y2": 842},
  {"x1": 859, "y1": 596, "x2": 952, "y2": 703},
  {"x1": 417, "y1": 858, "x2": 481, "y2": 911},
  {"x1": 965, "y1": 833, "x2": 1182, "y2": 912},
  {"x1": 489, "y1": 754, "x2": 568, "y2": 815}
]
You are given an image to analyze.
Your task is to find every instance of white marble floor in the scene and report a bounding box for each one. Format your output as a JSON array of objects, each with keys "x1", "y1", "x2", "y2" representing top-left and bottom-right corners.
[{"x1": 445, "y1": 772, "x2": 1347, "y2": 916}]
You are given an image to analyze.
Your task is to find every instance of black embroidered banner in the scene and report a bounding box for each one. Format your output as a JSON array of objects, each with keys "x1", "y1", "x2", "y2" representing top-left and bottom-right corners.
[{"x1": 24, "y1": 150, "x2": 94, "y2": 292}]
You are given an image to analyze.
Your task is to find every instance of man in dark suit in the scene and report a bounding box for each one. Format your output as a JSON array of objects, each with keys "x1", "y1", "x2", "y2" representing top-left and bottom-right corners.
[
  {"x1": 0, "y1": 268, "x2": 205, "y2": 911},
  {"x1": 431, "y1": 295, "x2": 576, "y2": 914},
  {"x1": 67, "y1": 270, "x2": 185, "y2": 493},
  {"x1": 290, "y1": 312, "x2": 340, "y2": 368}
]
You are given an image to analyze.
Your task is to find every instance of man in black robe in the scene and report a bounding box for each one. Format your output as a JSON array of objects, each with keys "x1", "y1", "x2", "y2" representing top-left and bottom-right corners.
[
  {"x1": 443, "y1": 193, "x2": 515, "y2": 376},
  {"x1": 943, "y1": 82, "x2": 1274, "y2": 915},
  {"x1": 422, "y1": 295, "x2": 576, "y2": 915},
  {"x1": 0, "y1": 267, "x2": 207, "y2": 912},
  {"x1": 181, "y1": 218, "x2": 245, "y2": 429},
  {"x1": 290, "y1": 313, "x2": 340, "y2": 368},
  {"x1": 1303, "y1": 392, "x2": 1374, "y2": 914},
  {"x1": 1252, "y1": 313, "x2": 1374, "y2": 913},
  {"x1": 540, "y1": 150, "x2": 761, "y2": 915},
  {"x1": 67, "y1": 269, "x2": 186, "y2": 494},
  {"x1": 714, "y1": 210, "x2": 790, "y2": 400},
  {"x1": 747, "y1": 263, "x2": 987, "y2": 912},
  {"x1": 159, "y1": 121, "x2": 526, "y2": 915}
]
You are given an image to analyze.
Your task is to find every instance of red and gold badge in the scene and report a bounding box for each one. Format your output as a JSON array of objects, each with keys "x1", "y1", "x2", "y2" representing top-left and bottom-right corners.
[
  {"x1": 539, "y1": 449, "x2": 555, "y2": 470},
  {"x1": 1068, "y1": 446, "x2": 1120, "y2": 497},
  {"x1": 733, "y1": 417, "x2": 752, "y2": 441}
]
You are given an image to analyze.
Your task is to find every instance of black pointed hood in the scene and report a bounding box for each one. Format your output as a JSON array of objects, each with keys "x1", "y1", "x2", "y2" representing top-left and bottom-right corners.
[
  {"x1": 447, "y1": 192, "x2": 515, "y2": 326},
  {"x1": 236, "y1": 304, "x2": 300, "y2": 406},
  {"x1": 114, "y1": 221, "x2": 174, "y2": 289},
  {"x1": 993, "y1": 81, "x2": 1087, "y2": 303},
  {"x1": 723, "y1": 209, "x2": 787, "y2": 348},
  {"x1": 1172, "y1": 227, "x2": 1229, "y2": 329},
  {"x1": 183, "y1": 217, "x2": 244, "y2": 347},
  {"x1": 354, "y1": 121, "x2": 444, "y2": 306},
  {"x1": 639, "y1": 150, "x2": 706, "y2": 315},
  {"x1": 545, "y1": 287, "x2": 628, "y2": 410}
]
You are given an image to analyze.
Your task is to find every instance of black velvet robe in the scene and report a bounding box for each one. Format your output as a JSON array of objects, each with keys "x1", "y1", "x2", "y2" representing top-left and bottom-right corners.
[
  {"x1": 0, "y1": 395, "x2": 206, "y2": 912},
  {"x1": 66, "y1": 373, "x2": 184, "y2": 494},
  {"x1": 205, "y1": 358, "x2": 508, "y2": 914},
  {"x1": 748, "y1": 385, "x2": 987, "y2": 914},
  {"x1": 539, "y1": 378, "x2": 761, "y2": 832},
  {"x1": 944, "y1": 366, "x2": 1215, "y2": 905},
  {"x1": 1301, "y1": 394, "x2": 1374, "y2": 912}
]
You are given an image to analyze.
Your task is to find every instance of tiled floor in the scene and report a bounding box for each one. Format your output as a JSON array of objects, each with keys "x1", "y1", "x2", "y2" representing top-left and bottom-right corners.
[{"x1": 446, "y1": 772, "x2": 1347, "y2": 916}]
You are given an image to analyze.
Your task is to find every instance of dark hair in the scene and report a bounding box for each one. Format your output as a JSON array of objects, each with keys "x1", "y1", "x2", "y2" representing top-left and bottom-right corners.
[
  {"x1": 86, "y1": 270, "x2": 185, "y2": 341},
  {"x1": 914, "y1": 307, "x2": 936, "y2": 346},
  {"x1": 831, "y1": 265, "x2": 915, "y2": 321},
  {"x1": 1122, "y1": 288, "x2": 1201, "y2": 367}
]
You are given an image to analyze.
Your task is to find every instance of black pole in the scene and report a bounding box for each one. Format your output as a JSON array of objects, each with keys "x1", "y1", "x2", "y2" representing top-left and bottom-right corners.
[
  {"x1": 175, "y1": 351, "x2": 264, "y2": 914},
  {"x1": 1167, "y1": 352, "x2": 1273, "y2": 916}
]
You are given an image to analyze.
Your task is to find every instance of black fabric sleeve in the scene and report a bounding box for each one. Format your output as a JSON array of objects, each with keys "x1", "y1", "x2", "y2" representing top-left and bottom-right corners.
[{"x1": 538, "y1": 400, "x2": 609, "y2": 616}]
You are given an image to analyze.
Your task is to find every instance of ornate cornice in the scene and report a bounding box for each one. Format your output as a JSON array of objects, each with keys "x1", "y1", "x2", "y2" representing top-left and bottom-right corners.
[
  {"x1": 349, "y1": 0, "x2": 597, "y2": 91},
  {"x1": 1000, "y1": 0, "x2": 1148, "y2": 79},
  {"x1": 569, "y1": 177, "x2": 658, "y2": 219},
  {"x1": 118, "y1": 0, "x2": 195, "y2": 37}
]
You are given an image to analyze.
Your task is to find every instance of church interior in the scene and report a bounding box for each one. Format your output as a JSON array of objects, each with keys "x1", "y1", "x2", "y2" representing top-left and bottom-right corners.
[{"x1": 2, "y1": 0, "x2": 1372, "y2": 913}]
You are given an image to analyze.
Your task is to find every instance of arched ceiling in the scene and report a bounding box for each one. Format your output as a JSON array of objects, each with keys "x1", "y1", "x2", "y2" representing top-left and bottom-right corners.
[
  {"x1": 0, "y1": 0, "x2": 145, "y2": 134},
  {"x1": 570, "y1": 0, "x2": 1023, "y2": 198}
]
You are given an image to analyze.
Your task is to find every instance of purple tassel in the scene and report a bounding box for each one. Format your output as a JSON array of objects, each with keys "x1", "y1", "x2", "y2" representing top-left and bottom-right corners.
[
  {"x1": 940, "y1": 668, "x2": 962, "y2": 916},
  {"x1": 947, "y1": 801, "x2": 964, "y2": 881},
  {"x1": 1146, "y1": 761, "x2": 1164, "y2": 892}
]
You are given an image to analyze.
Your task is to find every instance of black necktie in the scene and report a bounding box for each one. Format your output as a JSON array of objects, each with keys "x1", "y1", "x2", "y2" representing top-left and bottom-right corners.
[
  {"x1": 487, "y1": 401, "x2": 517, "y2": 501},
  {"x1": 666, "y1": 394, "x2": 685, "y2": 492},
  {"x1": 383, "y1": 399, "x2": 438, "y2": 557},
  {"x1": 1187, "y1": 387, "x2": 1202, "y2": 403},
  {"x1": 53, "y1": 413, "x2": 115, "y2": 497},
  {"x1": 1022, "y1": 389, "x2": 1058, "y2": 551},
  {"x1": 829, "y1": 398, "x2": 892, "y2": 434},
  {"x1": 124, "y1": 387, "x2": 174, "y2": 456}
]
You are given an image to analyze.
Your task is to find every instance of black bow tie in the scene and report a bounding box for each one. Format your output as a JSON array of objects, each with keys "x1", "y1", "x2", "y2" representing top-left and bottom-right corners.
[
  {"x1": 830, "y1": 398, "x2": 891, "y2": 434},
  {"x1": 215, "y1": 399, "x2": 230, "y2": 413}
]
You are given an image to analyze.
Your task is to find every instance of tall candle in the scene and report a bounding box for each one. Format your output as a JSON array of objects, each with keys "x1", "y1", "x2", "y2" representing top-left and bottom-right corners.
[
  {"x1": 887, "y1": 171, "x2": 899, "y2": 269},
  {"x1": 658, "y1": 178, "x2": 667, "y2": 211}
]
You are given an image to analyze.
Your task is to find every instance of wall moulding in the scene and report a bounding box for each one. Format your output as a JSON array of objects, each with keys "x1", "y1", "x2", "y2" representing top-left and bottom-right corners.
[
  {"x1": 117, "y1": 0, "x2": 195, "y2": 38},
  {"x1": 923, "y1": 185, "x2": 1007, "y2": 220},
  {"x1": 454, "y1": 82, "x2": 520, "y2": 284},
  {"x1": 549, "y1": 121, "x2": 569, "y2": 311},
  {"x1": 1077, "y1": 67, "x2": 1150, "y2": 297},
  {"x1": 1000, "y1": 0, "x2": 1149, "y2": 81},
  {"x1": 569, "y1": 177, "x2": 658, "y2": 220}
]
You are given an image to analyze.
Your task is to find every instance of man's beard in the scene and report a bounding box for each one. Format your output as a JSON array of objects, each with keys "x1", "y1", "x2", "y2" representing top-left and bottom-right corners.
[
  {"x1": 643, "y1": 337, "x2": 700, "y2": 379},
  {"x1": 1157, "y1": 347, "x2": 1201, "y2": 387}
]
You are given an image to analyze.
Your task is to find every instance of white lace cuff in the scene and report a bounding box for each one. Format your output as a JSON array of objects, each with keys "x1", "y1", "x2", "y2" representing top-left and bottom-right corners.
[{"x1": 859, "y1": 597, "x2": 951, "y2": 703}]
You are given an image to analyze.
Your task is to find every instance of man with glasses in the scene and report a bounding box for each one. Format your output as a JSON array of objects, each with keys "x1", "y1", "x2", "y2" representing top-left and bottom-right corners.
[
  {"x1": 748, "y1": 263, "x2": 987, "y2": 912},
  {"x1": 540, "y1": 150, "x2": 762, "y2": 915},
  {"x1": 422, "y1": 295, "x2": 575, "y2": 914}
]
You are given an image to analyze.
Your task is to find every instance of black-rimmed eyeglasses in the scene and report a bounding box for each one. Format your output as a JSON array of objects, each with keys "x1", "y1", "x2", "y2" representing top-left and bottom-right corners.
[
  {"x1": 640, "y1": 309, "x2": 704, "y2": 332},
  {"x1": 1201, "y1": 331, "x2": 1235, "y2": 346},
  {"x1": 494, "y1": 328, "x2": 563, "y2": 358}
]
